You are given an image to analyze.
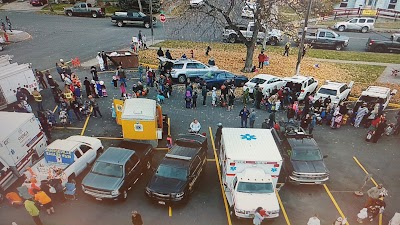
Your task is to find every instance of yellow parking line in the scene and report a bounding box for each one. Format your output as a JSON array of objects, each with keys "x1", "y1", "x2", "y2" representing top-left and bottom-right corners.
[
  {"x1": 80, "y1": 107, "x2": 92, "y2": 136},
  {"x1": 93, "y1": 136, "x2": 124, "y2": 140},
  {"x1": 353, "y1": 156, "x2": 383, "y2": 225},
  {"x1": 208, "y1": 127, "x2": 232, "y2": 225},
  {"x1": 155, "y1": 148, "x2": 169, "y2": 151},
  {"x1": 168, "y1": 206, "x2": 172, "y2": 217},
  {"x1": 168, "y1": 118, "x2": 171, "y2": 136},
  {"x1": 323, "y1": 184, "x2": 350, "y2": 225},
  {"x1": 276, "y1": 190, "x2": 292, "y2": 225},
  {"x1": 52, "y1": 105, "x2": 58, "y2": 113}
]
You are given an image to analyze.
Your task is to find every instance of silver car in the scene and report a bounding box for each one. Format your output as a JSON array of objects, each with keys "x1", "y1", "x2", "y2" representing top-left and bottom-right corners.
[{"x1": 333, "y1": 17, "x2": 375, "y2": 33}]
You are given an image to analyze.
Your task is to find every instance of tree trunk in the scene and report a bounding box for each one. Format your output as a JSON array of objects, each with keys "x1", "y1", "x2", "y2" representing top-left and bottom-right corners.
[
  {"x1": 138, "y1": 0, "x2": 143, "y2": 12},
  {"x1": 48, "y1": 0, "x2": 54, "y2": 12},
  {"x1": 243, "y1": 42, "x2": 256, "y2": 72}
]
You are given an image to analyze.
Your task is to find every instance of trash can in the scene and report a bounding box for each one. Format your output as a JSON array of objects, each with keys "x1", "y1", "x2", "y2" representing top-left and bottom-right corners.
[{"x1": 106, "y1": 51, "x2": 139, "y2": 69}]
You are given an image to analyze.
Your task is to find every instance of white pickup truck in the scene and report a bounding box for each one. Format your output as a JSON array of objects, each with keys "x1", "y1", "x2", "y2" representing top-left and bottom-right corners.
[
  {"x1": 222, "y1": 22, "x2": 282, "y2": 46},
  {"x1": 24, "y1": 136, "x2": 103, "y2": 185}
]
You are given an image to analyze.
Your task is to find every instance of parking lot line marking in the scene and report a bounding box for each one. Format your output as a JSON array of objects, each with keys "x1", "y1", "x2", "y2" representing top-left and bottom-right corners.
[
  {"x1": 208, "y1": 127, "x2": 233, "y2": 225},
  {"x1": 275, "y1": 190, "x2": 292, "y2": 225},
  {"x1": 155, "y1": 148, "x2": 169, "y2": 151},
  {"x1": 353, "y1": 156, "x2": 383, "y2": 225},
  {"x1": 52, "y1": 105, "x2": 58, "y2": 113},
  {"x1": 53, "y1": 127, "x2": 83, "y2": 130},
  {"x1": 93, "y1": 136, "x2": 124, "y2": 140},
  {"x1": 80, "y1": 107, "x2": 92, "y2": 136},
  {"x1": 168, "y1": 118, "x2": 171, "y2": 136},
  {"x1": 323, "y1": 184, "x2": 350, "y2": 225},
  {"x1": 169, "y1": 206, "x2": 172, "y2": 217}
]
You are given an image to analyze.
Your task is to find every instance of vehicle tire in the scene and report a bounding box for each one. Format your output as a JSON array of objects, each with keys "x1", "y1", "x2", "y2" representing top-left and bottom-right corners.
[
  {"x1": 374, "y1": 45, "x2": 385, "y2": 53},
  {"x1": 178, "y1": 74, "x2": 186, "y2": 84},
  {"x1": 120, "y1": 190, "x2": 128, "y2": 201},
  {"x1": 66, "y1": 11, "x2": 73, "y2": 17},
  {"x1": 144, "y1": 22, "x2": 150, "y2": 29},
  {"x1": 91, "y1": 12, "x2": 98, "y2": 18},
  {"x1": 338, "y1": 25, "x2": 345, "y2": 32},
  {"x1": 228, "y1": 34, "x2": 237, "y2": 43},
  {"x1": 117, "y1": 21, "x2": 124, "y2": 27},
  {"x1": 269, "y1": 37, "x2": 278, "y2": 46},
  {"x1": 361, "y1": 26, "x2": 368, "y2": 33},
  {"x1": 335, "y1": 44, "x2": 343, "y2": 51}
]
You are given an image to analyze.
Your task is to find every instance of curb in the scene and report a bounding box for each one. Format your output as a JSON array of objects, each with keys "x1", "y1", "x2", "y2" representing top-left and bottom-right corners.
[{"x1": 309, "y1": 24, "x2": 399, "y2": 33}]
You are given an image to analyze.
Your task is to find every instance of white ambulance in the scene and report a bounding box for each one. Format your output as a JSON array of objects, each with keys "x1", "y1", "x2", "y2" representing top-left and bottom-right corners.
[{"x1": 219, "y1": 128, "x2": 282, "y2": 219}]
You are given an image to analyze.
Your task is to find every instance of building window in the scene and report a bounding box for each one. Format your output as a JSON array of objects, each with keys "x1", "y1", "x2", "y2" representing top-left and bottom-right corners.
[
  {"x1": 388, "y1": 0, "x2": 397, "y2": 9},
  {"x1": 340, "y1": 0, "x2": 349, "y2": 7}
]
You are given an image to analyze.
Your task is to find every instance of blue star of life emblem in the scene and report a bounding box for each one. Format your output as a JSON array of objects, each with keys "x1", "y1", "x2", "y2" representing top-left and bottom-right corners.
[
  {"x1": 241, "y1": 134, "x2": 256, "y2": 141},
  {"x1": 271, "y1": 167, "x2": 277, "y2": 172},
  {"x1": 230, "y1": 166, "x2": 237, "y2": 171}
]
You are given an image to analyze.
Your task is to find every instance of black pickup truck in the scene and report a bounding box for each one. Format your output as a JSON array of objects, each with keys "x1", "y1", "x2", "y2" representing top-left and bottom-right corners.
[
  {"x1": 81, "y1": 141, "x2": 154, "y2": 201},
  {"x1": 366, "y1": 33, "x2": 400, "y2": 53},
  {"x1": 111, "y1": 11, "x2": 156, "y2": 28},
  {"x1": 297, "y1": 28, "x2": 350, "y2": 51}
]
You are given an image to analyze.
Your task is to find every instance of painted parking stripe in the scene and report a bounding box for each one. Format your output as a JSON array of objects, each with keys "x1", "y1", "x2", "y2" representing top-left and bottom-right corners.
[
  {"x1": 276, "y1": 189, "x2": 292, "y2": 225},
  {"x1": 52, "y1": 105, "x2": 58, "y2": 113},
  {"x1": 323, "y1": 184, "x2": 350, "y2": 225},
  {"x1": 208, "y1": 127, "x2": 233, "y2": 225},
  {"x1": 169, "y1": 206, "x2": 172, "y2": 217},
  {"x1": 353, "y1": 156, "x2": 383, "y2": 225},
  {"x1": 80, "y1": 107, "x2": 92, "y2": 136}
]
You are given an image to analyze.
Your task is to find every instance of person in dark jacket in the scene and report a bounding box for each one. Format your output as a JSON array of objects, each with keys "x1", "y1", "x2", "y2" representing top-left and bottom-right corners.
[
  {"x1": 157, "y1": 47, "x2": 164, "y2": 57},
  {"x1": 165, "y1": 50, "x2": 172, "y2": 60},
  {"x1": 83, "y1": 77, "x2": 91, "y2": 97},
  {"x1": 131, "y1": 211, "x2": 143, "y2": 225},
  {"x1": 101, "y1": 51, "x2": 108, "y2": 70},
  {"x1": 239, "y1": 106, "x2": 250, "y2": 128},
  {"x1": 268, "y1": 111, "x2": 276, "y2": 128},
  {"x1": 215, "y1": 123, "x2": 223, "y2": 149},
  {"x1": 202, "y1": 85, "x2": 207, "y2": 106}
]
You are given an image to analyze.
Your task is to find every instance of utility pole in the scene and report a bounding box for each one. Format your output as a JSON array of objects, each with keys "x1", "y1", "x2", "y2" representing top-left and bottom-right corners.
[
  {"x1": 295, "y1": 0, "x2": 313, "y2": 75},
  {"x1": 150, "y1": 0, "x2": 154, "y2": 45}
]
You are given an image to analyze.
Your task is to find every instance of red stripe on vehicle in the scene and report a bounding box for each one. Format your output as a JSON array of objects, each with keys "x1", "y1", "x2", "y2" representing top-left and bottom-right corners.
[
  {"x1": 0, "y1": 170, "x2": 13, "y2": 185},
  {"x1": 226, "y1": 174, "x2": 235, "y2": 176},
  {"x1": 16, "y1": 133, "x2": 44, "y2": 171}
]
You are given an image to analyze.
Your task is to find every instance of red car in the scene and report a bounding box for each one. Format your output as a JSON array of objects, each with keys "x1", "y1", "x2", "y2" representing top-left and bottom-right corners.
[{"x1": 30, "y1": 0, "x2": 47, "y2": 6}]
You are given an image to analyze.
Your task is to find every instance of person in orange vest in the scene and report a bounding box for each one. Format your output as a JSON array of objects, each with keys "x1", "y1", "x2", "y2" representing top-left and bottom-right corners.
[
  {"x1": 32, "y1": 88, "x2": 44, "y2": 111},
  {"x1": 33, "y1": 189, "x2": 55, "y2": 215}
]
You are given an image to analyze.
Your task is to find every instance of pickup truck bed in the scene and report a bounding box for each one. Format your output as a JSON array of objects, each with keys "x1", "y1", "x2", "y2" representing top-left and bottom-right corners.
[{"x1": 118, "y1": 141, "x2": 154, "y2": 158}]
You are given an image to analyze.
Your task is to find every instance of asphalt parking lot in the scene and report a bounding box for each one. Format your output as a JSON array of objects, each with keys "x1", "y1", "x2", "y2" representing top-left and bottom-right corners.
[{"x1": 1, "y1": 66, "x2": 399, "y2": 225}]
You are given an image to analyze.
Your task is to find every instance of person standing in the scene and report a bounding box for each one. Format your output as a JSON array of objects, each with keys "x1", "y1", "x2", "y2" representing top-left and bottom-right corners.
[
  {"x1": 211, "y1": 87, "x2": 217, "y2": 107},
  {"x1": 118, "y1": 66, "x2": 127, "y2": 87},
  {"x1": 268, "y1": 111, "x2": 276, "y2": 128},
  {"x1": 35, "y1": 69, "x2": 48, "y2": 89},
  {"x1": 32, "y1": 88, "x2": 44, "y2": 111},
  {"x1": 33, "y1": 189, "x2": 55, "y2": 215},
  {"x1": 138, "y1": 30, "x2": 143, "y2": 47},
  {"x1": 307, "y1": 214, "x2": 321, "y2": 225},
  {"x1": 165, "y1": 50, "x2": 172, "y2": 60},
  {"x1": 101, "y1": 51, "x2": 108, "y2": 70},
  {"x1": 157, "y1": 47, "x2": 164, "y2": 57},
  {"x1": 88, "y1": 95, "x2": 102, "y2": 118},
  {"x1": 205, "y1": 46, "x2": 211, "y2": 56},
  {"x1": 249, "y1": 108, "x2": 256, "y2": 128},
  {"x1": 239, "y1": 106, "x2": 250, "y2": 128},
  {"x1": 302, "y1": 45, "x2": 307, "y2": 58},
  {"x1": 83, "y1": 77, "x2": 91, "y2": 97},
  {"x1": 138, "y1": 64, "x2": 144, "y2": 82},
  {"x1": 283, "y1": 42, "x2": 290, "y2": 56},
  {"x1": 365, "y1": 184, "x2": 386, "y2": 207},
  {"x1": 96, "y1": 52, "x2": 105, "y2": 71},
  {"x1": 253, "y1": 207, "x2": 264, "y2": 225},
  {"x1": 258, "y1": 51, "x2": 266, "y2": 69},
  {"x1": 243, "y1": 88, "x2": 249, "y2": 105},
  {"x1": 215, "y1": 123, "x2": 223, "y2": 149},
  {"x1": 90, "y1": 66, "x2": 99, "y2": 81},
  {"x1": 71, "y1": 99, "x2": 82, "y2": 121},
  {"x1": 227, "y1": 90, "x2": 235, "y2": 111},
  {"x1": 309, "y1": 113, "x2": 316, "y2": 134},
  {"x1": 202, "y1": 85, "x2": 207, "y2": 106},
  {"x1": 131, "y1": 211, "x2": 143, "y2": 225},
  {"x1": 354, "y1": 103, "x2": 369, "y2": 128},
  {"x1": 192, "y1": 91, "x2": 198, "y2": 109},
  {"x1": 24, "y1": 199, "x2": 43, "y2": 225}
]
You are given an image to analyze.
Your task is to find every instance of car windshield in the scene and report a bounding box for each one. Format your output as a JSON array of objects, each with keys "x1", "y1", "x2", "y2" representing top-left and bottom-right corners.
[
  {"x1": 138, "y1": 12, "x2": 146, "y2": 17},
  {"x1": 250, "y1": 78, "x2": 266, "y2": 84},
  {"x1": 237, "y1": 182, "x2": 274, "y2": 193},
  {"x1": 156, "y1": 165, "x2": 187, "y2": 181},
  {"x1": 202, "y1": 71, "x2": 215, "y2": 79},
  {"x1": 359, "y1": 95, "x2": 382, "y2": 103},
  {"x1": 318, "y1": 88, "x2": 337, "y2": 96},
  {"x1": 291, "y1": 149, "x2": 323, "y2": 161},
  {"x1": 91, "y1": 162, "x2": 123, "y2": 178}
]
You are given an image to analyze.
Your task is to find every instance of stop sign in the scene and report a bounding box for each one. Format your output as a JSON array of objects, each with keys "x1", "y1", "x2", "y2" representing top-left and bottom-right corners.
[{"x1": 160, "y1": 14, "x2": 166, "y2": 23}]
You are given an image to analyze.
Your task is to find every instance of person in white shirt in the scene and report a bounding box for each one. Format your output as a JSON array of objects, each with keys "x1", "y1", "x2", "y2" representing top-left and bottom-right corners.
[
  {"x1": 189, "y1": 119, "x2": 201, "y2": 133},
  {"x1": 307, "y1": 214, "x2": 320, "y2": 225}
]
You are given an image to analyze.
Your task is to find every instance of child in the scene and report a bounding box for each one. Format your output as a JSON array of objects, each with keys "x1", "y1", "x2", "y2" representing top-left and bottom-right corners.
[
  {"x1": 219, "y1": 94, "x2": 226, "y2": 107},
  {"x1": 192, "y1": 92, "x2": 198, "y2": 109},
  {"x1": 157, "y1": 90, "x2": 165, "y2": 104},
  {"x1": 211, "y1": 87, "x2": 217, "y2": 107},
  {"x1": 112, "y1": 75, "x2": 118, "y2": 89},
  {"x1": 96, "y1": 81, "x2": 103, "y2": 97},
  {"x1": 120, "y1": 83, "x2": 126, "y2": 98},
  {"x1": 166, "y1": 135, "x2": 173, "y2": 149},
  {"x1": 185, "y1": 90, "x2": 192, "y2": 109},
  {"x1": 59, "y1": 108, "x2": 68, "y2": 127},
  {"x1": 100, "y1": 81, "x2": 108, "y2": 97},
  {"x1": 357, "y1": 208, "x2": 368, "y2": 223}
]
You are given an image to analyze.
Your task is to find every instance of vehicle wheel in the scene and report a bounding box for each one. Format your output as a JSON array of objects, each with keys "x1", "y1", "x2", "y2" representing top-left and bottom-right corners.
[
  {"x1": 146, "y1": 160, "x2": 151, "y2": 170},
  {"x1": 228, "y1": 35, "x2": 237, "y2": 43},
  {"x1": 91, "y1": 12, "x2": 97, "y2": 18},
  {"x1": 335, "y1": 44, "x2": 343, "y2": 51},
  {"x1": 66, "y1": 11, "x2": 73, "y2": 17},
  {"x1": 120, "y1": 190, "x2": 128, "y2": 201},
  {"x1": 144, "y1": 22, "x2": 150, "y2": 29},
  {"x1": 269, "y1": 38, "x2": 277, "y2": 46},
  {"x1": 374, "y1": 46, "x2": 385, "y2": 53},
  {"x1": 338, "y1": 25, "x2": 345, "y2": 32},
  {"x1": 117, "y1": 21, "x2": 124, "y2": 27},
  {"x1": 178, "y1": 75, "x2": 186, "y2": 84},
  {"x1": 361, "y1": 26, "x2": 368, "y2": 33}
]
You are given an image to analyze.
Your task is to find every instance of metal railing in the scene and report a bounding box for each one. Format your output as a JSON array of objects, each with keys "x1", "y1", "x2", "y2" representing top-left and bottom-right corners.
[{"x1": 332, "y1": 7, "x2": 400, "y2": 21}]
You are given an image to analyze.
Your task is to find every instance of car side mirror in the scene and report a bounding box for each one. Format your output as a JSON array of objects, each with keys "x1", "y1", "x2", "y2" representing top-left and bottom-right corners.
[{"x1": 323, "y1": 155, "x2": 328, "y2": 158}]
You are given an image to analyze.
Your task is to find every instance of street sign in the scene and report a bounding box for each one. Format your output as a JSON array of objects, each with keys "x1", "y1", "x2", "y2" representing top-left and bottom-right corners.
[{"x1": 160, "y1": 14, "x2": 166, "y2": 23}]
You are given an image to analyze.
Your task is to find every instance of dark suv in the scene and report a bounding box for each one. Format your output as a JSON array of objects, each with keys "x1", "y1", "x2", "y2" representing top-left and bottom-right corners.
[
  {"x1": 145, "y1": 134, "x2": 207, "y2": 204},
  {"x1": 275, "y1": 127, "x2": 329, "y2": 184}
]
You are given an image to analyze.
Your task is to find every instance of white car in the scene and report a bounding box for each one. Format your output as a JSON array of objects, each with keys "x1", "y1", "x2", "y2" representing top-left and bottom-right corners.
[
  {"x1": 243, "y1": 74, "x2": 286, "y2": 96},
  {"x1": 189, "y1": 0, "x2": 204, "y2": 7},
  {"x1": 334, "y1": 17, "x2": 375, "y2": 33},
  {"x1": 283, "y1": 75, "x2": 318, "y2": 101},
  {"x1": 314, "y1": 81, "x2": 354, "y2": 104},
  {"x1": 355, "y1": 86, "x2": 397, "y2": 110}
]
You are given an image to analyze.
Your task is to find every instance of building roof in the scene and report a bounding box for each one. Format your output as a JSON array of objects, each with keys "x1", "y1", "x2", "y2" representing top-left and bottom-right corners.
[
  {"x1": 121, "y1": 98, "x2": 157, "y2": 121},
  {"x1": 0, "y1": 112, "x2": 35, "y2": 141},
  {"x1": 221, "y1": 128, "x2": 282, "y2": 162},
  {"x1": 97, "y1": 147, "x2": 134, "y2": 165}
]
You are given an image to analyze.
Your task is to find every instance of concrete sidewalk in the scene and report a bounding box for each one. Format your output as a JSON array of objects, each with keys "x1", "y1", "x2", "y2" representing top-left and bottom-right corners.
[{"x1": 1, "y1": 30, "x2": 31, "y2": 42}]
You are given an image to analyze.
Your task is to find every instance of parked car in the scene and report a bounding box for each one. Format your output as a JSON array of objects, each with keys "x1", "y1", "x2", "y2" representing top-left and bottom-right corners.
[
  {"x1": 64, "y1": 2, "x2": 105, "y2": 18},
  {"x1": 30, "y1": 0, "x2": 47, "y2": 6},
  {"x1": 275, "y1": 127, "x2": 329, "y2": 185},
  {"x1": 81, "y1": 141, "x2": 154, "y2": 201},
  {"x1": 241, "y1": 2, "x2": 256, "y2": 18},
  {"x1": 353, "y1": 86, "x2": 397, "y2": 113},
  {"x1": 283, "y1": 75, "x2": 318, "y2": 101},
  {"x1": 297, "y1": 28, "x2": 349, "y2": 51},
  {"x1": 314, "y1": 80, "x2": 354, "y2": 104},
  {"x1": 111, "y1": 11, "x2": 156, "y2": 28},
  {"x1": 243, "y1": 74, "x2": 286, "y2": 96},
  {"x1": 158, "y1": 57, "x2": 218, "y2": 83},
  {"x1": 366, "y1": 33, "x2": 400, "y2": 53},
  {"x1": 223, "y1": 22, "x2": 282, "y2": 46},
  {"x1": 333, "y1": 17, "x2": 375, "y2": 33},
  {"x1": 189, "y1": 0, "x2": 204, "y2": 7},
  {"x1": 197, "y1": 70, "x2": 248, "y2": 90},
  {"x1": 145, "y1": 134, "x2": 207, "y2": 204}
]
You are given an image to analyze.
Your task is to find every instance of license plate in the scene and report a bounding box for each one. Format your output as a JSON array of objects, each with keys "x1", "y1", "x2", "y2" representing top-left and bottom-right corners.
[
  {"x1": 315, "y1": 181, "x2": 322, "y2": 184},
  {"x1": 158, "y1": 201, "x2": 166, "y2": 205},
  {"x1": 95, "y1": 198, "x2": 102, "y2": 201}
]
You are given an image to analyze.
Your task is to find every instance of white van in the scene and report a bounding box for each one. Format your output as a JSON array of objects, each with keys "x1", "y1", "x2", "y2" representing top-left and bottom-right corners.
[{"x1": 334, "y1": 17, "x2": 375, "y2": 33}]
